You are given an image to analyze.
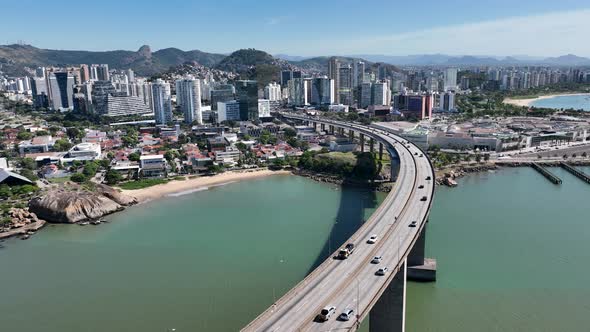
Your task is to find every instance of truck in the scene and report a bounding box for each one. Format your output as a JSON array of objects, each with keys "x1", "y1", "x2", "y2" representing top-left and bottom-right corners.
[{"x1": 338, "y1": 243, "x2": 355, "y2": 259}]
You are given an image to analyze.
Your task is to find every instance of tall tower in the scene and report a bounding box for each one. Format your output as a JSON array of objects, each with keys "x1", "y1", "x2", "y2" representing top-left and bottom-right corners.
[
  {"x1": 151, "y1": 79, "x2": 172, "y2": 125},
  {"x1": 328, "y1": 57, "x2": 340, "y2": 104},
  {"x1": 177, "y1": 76, "x2": 202, "y2": 124}
]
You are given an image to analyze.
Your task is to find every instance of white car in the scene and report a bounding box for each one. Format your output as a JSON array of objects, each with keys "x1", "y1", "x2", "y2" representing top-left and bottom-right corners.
[
  {"x1": 339, "y1": 309, "x2": 355, "y2": 321},
  {"x1": 367, "y1": 234, "x2": 378, "y2": 244},
  {"x1": 317, "y1": 306, "x2": 336, "y2": 322},
  {"x1": 371, "y1": 256, "x2": 382, "y2": 264},
  {"x1": 376, "y1": 267, "x2": 389, "y2": 276}
]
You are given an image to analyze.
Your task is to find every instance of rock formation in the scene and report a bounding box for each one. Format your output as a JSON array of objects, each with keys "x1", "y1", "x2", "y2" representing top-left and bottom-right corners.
[{"x1": 28, "y1": 183, "x2": 137, "y2": 224}]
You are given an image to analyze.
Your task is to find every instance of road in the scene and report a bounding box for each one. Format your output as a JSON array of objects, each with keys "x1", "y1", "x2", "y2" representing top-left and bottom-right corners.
[{"x1": 242, "y1": 115, "x2": 435, "y2": 332}]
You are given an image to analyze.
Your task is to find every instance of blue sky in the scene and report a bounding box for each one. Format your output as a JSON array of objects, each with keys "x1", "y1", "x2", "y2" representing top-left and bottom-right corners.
[{"x1": 3, "y1": 0, "x2": 590, "y2": 56}]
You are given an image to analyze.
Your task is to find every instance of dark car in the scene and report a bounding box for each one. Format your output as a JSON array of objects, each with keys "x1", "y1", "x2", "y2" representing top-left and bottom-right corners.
[
  {"x1": 418, "y1": 185, "x2": 424, "y2": 189},
  {"x1": 409, "y1": 221, "x2": 417, "y2": 228},
  {"x1": 420, "y1": 196, "x2": 427, "y2": 201}
]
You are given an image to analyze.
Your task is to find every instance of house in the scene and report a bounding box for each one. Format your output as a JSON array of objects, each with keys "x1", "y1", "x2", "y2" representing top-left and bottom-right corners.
[
  {"x1": 0, "y1": 169, "x2": 33, "y2": 186},
  {"x1": 139, "y1": 155, "x2": 166, "y2": 178},
  {"x1": 18, "y1": 135, "x2": 55, "y2": 155}
]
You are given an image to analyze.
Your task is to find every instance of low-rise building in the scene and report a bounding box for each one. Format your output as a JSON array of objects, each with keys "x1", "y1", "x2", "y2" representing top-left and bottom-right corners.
[
  {"x1": 18, "y1": 135, "x2": 54, "y2": 155},
  {"x1": 139, "y1": 155, "x2": 166, "y2": 178}
]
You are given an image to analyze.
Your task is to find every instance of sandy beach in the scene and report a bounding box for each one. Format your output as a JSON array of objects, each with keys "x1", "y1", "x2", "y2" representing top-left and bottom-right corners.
[
  {"x1": 120, "y1": 169, "x2": 292, "y2": 203},
  {"x1": 504, "y1": 93, "x2": 590, "y2": 107}
]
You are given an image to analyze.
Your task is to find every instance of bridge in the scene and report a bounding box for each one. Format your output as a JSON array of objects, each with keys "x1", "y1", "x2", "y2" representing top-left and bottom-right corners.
[{"x1": 241, "y1": 114, "x2": 436, "y2": 332}]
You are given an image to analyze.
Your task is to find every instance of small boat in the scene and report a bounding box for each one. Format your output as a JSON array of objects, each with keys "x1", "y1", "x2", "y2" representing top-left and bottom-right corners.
[
  {"x1": 21, "y1": 234, "x2": 30, "y2": 240},
  {"x1": 26, "y1": 231, "x2": 35, "y2": 235},
  {"x1": 99, "y1": 219, "x2": 109, "y2": 223},
  {"x1": 90, "y1": 220, "x2": 101, "y2": 225},
  {"x1": 79, "y1": 221, "x2": 90, "y2": 226}
]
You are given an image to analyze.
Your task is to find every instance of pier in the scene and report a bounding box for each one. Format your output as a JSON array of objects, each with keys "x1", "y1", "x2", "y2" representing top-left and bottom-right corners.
[
  {"x1": 560, "y1": 162, "x2": 590, "y2": 184},
  {"x1": 531, "y1": 162, "x2": 562, "y2": 184}
]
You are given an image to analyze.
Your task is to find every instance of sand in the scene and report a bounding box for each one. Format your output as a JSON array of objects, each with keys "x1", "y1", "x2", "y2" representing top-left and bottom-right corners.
[
  {"x1": 503, "y1": 93, "x2": 590, "y2": 107},
  {"x1": 120, "y1": 169, "x2": 292, "y2": 203}
]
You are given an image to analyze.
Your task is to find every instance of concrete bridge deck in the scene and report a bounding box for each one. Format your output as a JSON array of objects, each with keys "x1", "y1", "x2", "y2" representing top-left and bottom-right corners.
[{"x1": 241, "y1": 114, "x2": 436, "y2": 332}]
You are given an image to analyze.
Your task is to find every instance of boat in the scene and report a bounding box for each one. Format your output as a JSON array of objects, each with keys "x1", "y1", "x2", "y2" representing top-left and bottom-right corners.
[
  {"x1": 444, "y1": 178, "x2": 458, "y2": 187},
  {"x1": 99, "y1": 219, "x2": 109, "y2": 223},
  {"x1": 79, "y1": 221, "x2": 90, "y2": 226},
  {"x1": 90, "y1": 220, "x2": 101, "y2": 225},
  {"x1": 21, "y1": 234, "x2": 30, "y2": 240}
]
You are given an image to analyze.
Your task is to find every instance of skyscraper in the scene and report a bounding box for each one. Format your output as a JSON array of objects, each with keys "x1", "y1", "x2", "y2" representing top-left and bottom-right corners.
[
  {"x1": 151, "y1": 79, "x2": 172, "y2": 125},
  {"x1": 328, "y1": 57, "x2": 340, "y2": 104},
  {"x1": 210, "y1": 85, "x2": 234, "y2": 111},
  {"x1": 310, "y1": 77, "x2": 334, "y2": 105},
  {"x1": 338, "y1": 65, "x2": 353, "y2": 106},
  {"x1": 288, "y1": 78, "x2": 308, "y2": 106},
  {"x1": 444, "y1": 68, "x2": 458, "y2": 91},
  {"x1": 91, "y1": 64, "x2": 110, "y2": 81},
  {"x1": 48, "y1": 72, "x2": 75, "y2": 110},
  {"x1": 176, "y1": 77, "x2": 203, "y2": 124},
  {"x1": 91, "y1": 80, "x2": 117, "y2": 114},
  {"x1": 235, "y1": 80, "x2": 258, "y2": 121},
  {"x1": 264, "y1": 82, "x2": 282, "y2": 101},
  {"x1": 79, "y1": 64, "x2": 90, "y2": 83}
]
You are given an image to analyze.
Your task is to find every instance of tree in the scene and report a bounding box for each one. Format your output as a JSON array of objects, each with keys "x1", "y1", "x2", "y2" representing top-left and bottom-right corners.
[
  {"x1": 128, "y1": 152, "x2": 141, "y2": 162},
  {"x1": 19, "y1": 158, "x2": 36, "y2": 170},
  {"x1": 283, "y1": 127, "x2": 297, "y2": 139},
  {"x1": 70, "y1": 173, "x2": 87, "y2": 183},
  {"x1": 53, "y1": 138, "x2": 72, "y2": 152},
  {"x1": 19, "y1": 169, "x2": 38, "y2": 181},
  {"x1": 270, "y1": 158, "x2": 286, "y2": 170},
  {"x1": 66, "y1": 127, "x2": 81, "y2": 140},
  {"x1": 105, "y1": 169, "x2": 123, "y2": 185},
  {"x1": 483, "y1": 154, "x2": 490, "y2": 162},
  {"x1": 16, "y1": 131, "x2": 32, "y2": 140},
  {"x1": 475, "y1": 154, "x2": 482, "y2": 163},
  {"x1": 583, "y1": 152, "x2": 588, "y2": 158}
]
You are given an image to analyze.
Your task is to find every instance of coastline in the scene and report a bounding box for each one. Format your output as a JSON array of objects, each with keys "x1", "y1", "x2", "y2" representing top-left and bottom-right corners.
[
  {"x1": 503, "y1": 92, "x2": 590, "y2": 107},
  {"x1": 120, "y1": 169, "x2": 292, "y2": 203}
]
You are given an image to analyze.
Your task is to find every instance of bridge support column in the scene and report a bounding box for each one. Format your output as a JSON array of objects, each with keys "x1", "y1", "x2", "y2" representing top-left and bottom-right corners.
[
  {"x1": 370, "y1": 138, "x2": 375, "y2": 153},
  {"x1": 349, "y1": 129, "x2": 354, "y2": 140},
  {"x1": 407, "y1": 225, "x2": 437, "y2": 282},
  {"x1": 360, "y1": 134, "x2": 365, "y2": 152},
  {"x1": 379, "y1": 143, "x2": 384, "y2": 160},
  {"x1": 313, "y1": 122, "x2": 317, "y2": 131},
  {"x1": 370, "y1": 260, "x2": 407, "y2": 332},
  {"x1": 321, "y1": 123, "x2": 325, "y2": 132}
]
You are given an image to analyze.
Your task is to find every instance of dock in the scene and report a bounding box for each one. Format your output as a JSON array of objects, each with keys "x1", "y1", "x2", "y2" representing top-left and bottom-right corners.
[
  {"x1": 531, "y1": 162, "x2": 562, "y2": 184},
  {"x1": 560, "y1": 162, "x2": 590, "y2": 184}
]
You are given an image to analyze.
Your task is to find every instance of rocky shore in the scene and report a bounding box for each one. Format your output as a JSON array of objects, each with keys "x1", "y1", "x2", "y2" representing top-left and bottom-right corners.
[
  {"x1": 435, "y1": 163, "x2": 499, "y2": 186},
  {"x1": 28, "y1": 183, "x2": 137, "y2": 224},
  {"x1": 292, "y1": 169, "x2": 392, "y2": 192},
  {"x1": 0, "y1": 208, "x2": 46, "y2": 239}
]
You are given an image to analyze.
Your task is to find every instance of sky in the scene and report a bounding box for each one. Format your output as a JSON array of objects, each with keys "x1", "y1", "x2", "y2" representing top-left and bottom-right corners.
[{"x1": 2, "y1": 0, "x2": 590, "y2": 57}]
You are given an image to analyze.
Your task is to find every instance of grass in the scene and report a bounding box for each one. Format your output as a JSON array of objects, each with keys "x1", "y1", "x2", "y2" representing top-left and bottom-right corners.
[
  {"x1": 118, "y1": 178, "x2": 169, "y2": 190},
  {"x1": 317, "y1": 152, "x2": 357, "y2": 164},
  {"x1": 48, "y1": 176, "x2": 71, "y2": 183}
]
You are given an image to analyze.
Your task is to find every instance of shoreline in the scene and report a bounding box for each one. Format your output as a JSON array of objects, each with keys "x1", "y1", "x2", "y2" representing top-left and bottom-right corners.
[
  {"x1": 503, "y1": 92, "x2": 590, "y2": 108},
  {"x1": 120, "y1": 169, "x2": 292, "y2": 203}
]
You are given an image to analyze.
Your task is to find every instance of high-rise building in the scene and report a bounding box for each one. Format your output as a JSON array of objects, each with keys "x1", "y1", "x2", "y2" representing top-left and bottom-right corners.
[
  {"x1": 288, "y1": 78, "x2": 308, "y2": 106},
  {"x1": 258, "y1": 99, "x2": 271, "y2": 118},
  {"x1": 176, "y1": 77, "x2": 203, "y2": 124},
  {"x1": 152, "y1": 79, "x2": 172, "y2": 125},
  {"x1": 338, "y1": 65, "x2": 353, "y2": 106},
  {"x1": 91, "y1": 64, "x2": 110, "y2": 81},
  {"x1": 31, "y1": 77, "x2": 49, "y2": 108},
  {"x1": 264, "y1": 82, "x2": 282, "y2": 101},
  {"x1": 310, "y1": 77, "x2": 334, "y2": 105},
  {"x1": 79, "y1": 64, "x2": 90, "y2": 83},
  {"x1": 210, "y1": 85, "x2": 234, "y2": 110},
  {"x1": 372, "y1": 81, "x2": 390, "y2": 106},
  {"x1": 217, "y1": 100, "x2": 241, "y2": 122},
  {"x1": 328, "y1": 57, "x2": 340, "y2": 104},
  {"x1": 91, "y1": 81, "x2": 117, "y2": 114},
  {"x1": 235, "y1": 80, "x2": 258, "y2": 121},
  {"x1": 48, "y1": 72, "x2": 75, "y2": 110},
  {"x1": 360, "y1": 82, "x2": 372, "y2": 108},
  {"x1": 444, "y1": 68, "x2": 458, "y2": 91},
  {"x1": 441, "y1": 91, "x2": 455, "y2": 111}
]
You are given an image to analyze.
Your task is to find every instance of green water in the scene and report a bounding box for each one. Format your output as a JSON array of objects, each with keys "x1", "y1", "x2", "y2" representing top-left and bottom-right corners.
[{"x1": 1, "y1": 168, "x2": 589, "y2": 331}]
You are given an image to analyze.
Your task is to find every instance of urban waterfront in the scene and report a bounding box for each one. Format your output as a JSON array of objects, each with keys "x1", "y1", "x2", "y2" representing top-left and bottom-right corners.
[
  {"x1": 531, "y1": 94, "x2": 590, "y2": 111},
  {"x1": 1, "y1": 169, "x2": 590, "y2": 331}
]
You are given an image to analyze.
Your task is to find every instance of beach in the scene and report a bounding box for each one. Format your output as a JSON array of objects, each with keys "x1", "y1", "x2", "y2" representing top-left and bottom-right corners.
[
  {"x1": 120, "y1": 169, "x2": 292, "y2": 203},
  {"x1": 504, "y1": 93, "x2": 590, "y2": 107}
]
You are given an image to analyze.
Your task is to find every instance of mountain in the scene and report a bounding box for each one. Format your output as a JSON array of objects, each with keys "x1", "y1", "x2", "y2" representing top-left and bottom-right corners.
[
  {"x1": 0, "y1": 44, "x2": 226, "y2": 76},
  {"x1": 274, "y1": 54, "x2": 314, "y2": 62},
  {"x1": 542, "y1": 54, "x2": 590, "y2": 66}
]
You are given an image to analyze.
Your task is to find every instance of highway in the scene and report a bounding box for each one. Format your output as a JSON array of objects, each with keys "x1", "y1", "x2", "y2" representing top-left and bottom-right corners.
[{"x1": 242, "y1": 114, "x2": 435, "y2": 332}]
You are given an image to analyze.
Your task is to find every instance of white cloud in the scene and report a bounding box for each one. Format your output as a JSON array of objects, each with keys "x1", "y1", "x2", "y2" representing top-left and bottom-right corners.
[{"x1": 306, "y1": 9, "x2": 590, "y2": 56}]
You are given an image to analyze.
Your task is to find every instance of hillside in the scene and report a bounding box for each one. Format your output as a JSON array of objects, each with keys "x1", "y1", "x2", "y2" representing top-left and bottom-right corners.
[
  {"x1": 214, "y1": 49, "x2": 300, "y2": 87},
  {"x1": 0, "y1": 44, "x2": 226, "y2": 76}
]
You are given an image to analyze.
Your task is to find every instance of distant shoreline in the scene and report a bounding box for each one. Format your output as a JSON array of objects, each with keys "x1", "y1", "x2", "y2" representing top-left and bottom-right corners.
[
  {"x1": 503, "y1": 93, "x2": 590, "y2": 108},
  {"x1": 120, "y1": 169, "x2": 292, "y2": 203}
]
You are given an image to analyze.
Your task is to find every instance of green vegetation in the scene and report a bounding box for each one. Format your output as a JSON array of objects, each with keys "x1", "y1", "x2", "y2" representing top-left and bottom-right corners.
[
  {"x1": 118, "y1": 178, "x2": 168, "y2": 190},
  {"x1": 298, "y1": 151, "x2": 379, "y2": 180},
  {"x1": 105, "y1": 169, "x2": 123, "y2": 185}
]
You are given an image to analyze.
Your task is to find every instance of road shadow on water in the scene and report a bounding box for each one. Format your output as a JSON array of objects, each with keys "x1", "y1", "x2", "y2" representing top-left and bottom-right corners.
[{"x1": 306, "y1": 184, "x2": 378, "y2": 275}]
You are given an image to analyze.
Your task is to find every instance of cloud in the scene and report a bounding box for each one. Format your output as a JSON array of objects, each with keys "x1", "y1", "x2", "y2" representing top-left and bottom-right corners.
[
  {"x1": 266, "y1": 16, "x2": 289, "y2": 26},
  {"x1": 309, "y1": 9, "x2": 590, "y2": 56}
]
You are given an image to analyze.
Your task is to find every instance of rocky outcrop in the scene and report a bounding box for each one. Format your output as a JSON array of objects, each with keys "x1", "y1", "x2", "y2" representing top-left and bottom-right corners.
[{"x1": 28, "y1": 184, "x2": 137, "y2": 224}]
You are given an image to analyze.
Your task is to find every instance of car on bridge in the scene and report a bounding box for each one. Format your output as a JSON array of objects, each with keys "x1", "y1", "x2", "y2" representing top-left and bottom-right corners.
[
  {"x1": 376, "y1": 267, "x2": 389, "y2": 276},
  {"x1": 338, "y1": 309, "x2": 355, "y2": 321},
  {"x1": 418, "y1": 185, "x2": 425, "y2": 189},
  {"x1": 317, "y1": 306, "x2": 336, "y2": 322},
  {"x1": 371, "y1": 256, "x2": 382, "y2": 264},
  {"x1": 367, "y1": 234, "x2": 378, "y2": 244},
  {"x1": 420, "y1": 196, "x2": 428, "y2": 201},
  {"x1": 338, "y1": 243, "x2": 355, "y2": 259},
  {"x1": 409, "y1": 221, "x2": 417, "y2": 228}
]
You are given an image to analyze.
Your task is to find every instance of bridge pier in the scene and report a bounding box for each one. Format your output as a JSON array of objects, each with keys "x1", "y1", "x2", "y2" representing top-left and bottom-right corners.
[
  {"x1": 313, "y1": 122, "x2": 317, "y2": 131},
  {"x1": 379, "y1": 143, "x2": 384, "y2": 160},
  {"x1": 360, "y1": 134, "x2": 365, "y2": 152},
  {"x1": 407, "y1": 225, "x2": 437, "y2": 282},
  {"x1": 370, "y1": 260, "x2": 407, "y2": 332},
  {"x1": 370, "y1": 138, "x2": 375, "y2": 153}
]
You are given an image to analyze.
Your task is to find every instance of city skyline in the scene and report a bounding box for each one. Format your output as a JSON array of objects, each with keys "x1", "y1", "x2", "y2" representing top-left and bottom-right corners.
[{"x1": 2, "y1": 0, "x2": 590, "y2": 57}]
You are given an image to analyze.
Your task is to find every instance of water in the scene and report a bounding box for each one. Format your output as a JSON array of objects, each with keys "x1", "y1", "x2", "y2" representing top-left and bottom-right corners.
[
  {"x1": 531, "y1": 94, "x2": 590, "y2": 111},
  {"x1": 1, "y1": 168, "x2": 590, "y2": 331}
]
